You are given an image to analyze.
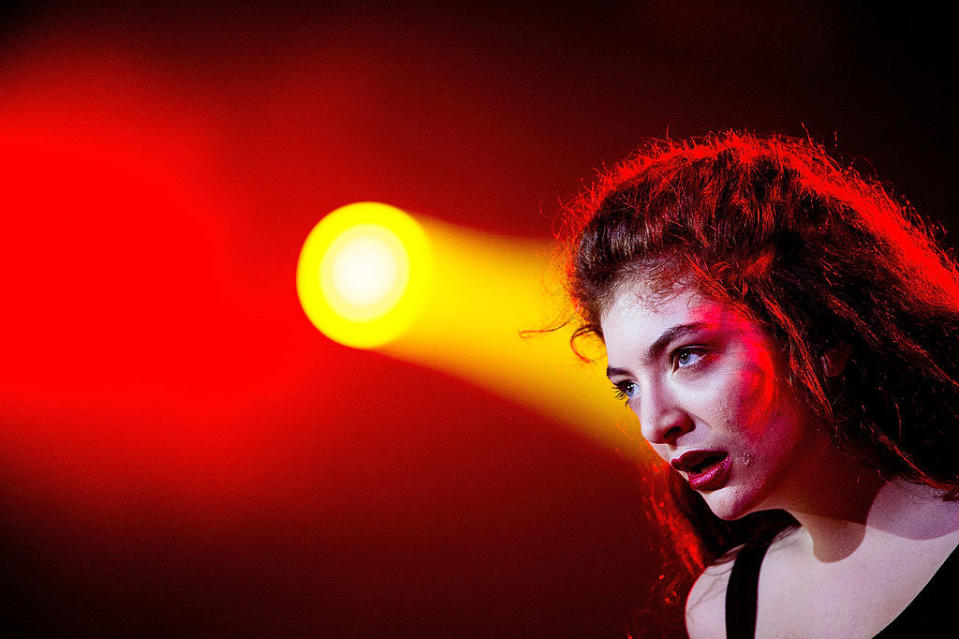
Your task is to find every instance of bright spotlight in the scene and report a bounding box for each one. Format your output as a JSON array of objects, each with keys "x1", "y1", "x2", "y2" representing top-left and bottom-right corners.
[
  {"x1": 297, "y1": 202, "x2": 431, "y2": 349},
  {"x1": 298, "y1": 205, "x2": 643, "y2": 460}
]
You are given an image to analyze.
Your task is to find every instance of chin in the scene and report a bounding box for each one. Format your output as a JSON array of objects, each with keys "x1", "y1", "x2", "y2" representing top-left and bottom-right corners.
[{"x1": 701, "y1": 490, "x2": 763, "y2": 521}]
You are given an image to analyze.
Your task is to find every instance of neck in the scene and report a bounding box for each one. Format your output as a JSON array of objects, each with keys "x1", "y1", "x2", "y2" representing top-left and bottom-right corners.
[
  {"x1": 782, "y1": 456, "x2": 883, "y2": 562},
  {"x1": 782, "y1": 460, "x2": 959, "y2": 563}
]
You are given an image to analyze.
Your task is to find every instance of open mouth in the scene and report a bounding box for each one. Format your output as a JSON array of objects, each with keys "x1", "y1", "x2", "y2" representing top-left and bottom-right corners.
[
  {"x1": 688, "y1": 452, "x2": 728, "y2": 476},
  {"x1": 682, "y1": 452, "x2": 732, "y2": 491}
]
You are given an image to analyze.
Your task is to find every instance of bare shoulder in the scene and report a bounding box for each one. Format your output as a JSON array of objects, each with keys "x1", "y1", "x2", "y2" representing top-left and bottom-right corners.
[{"x1": 685, "y1": 552, "x2": 737, "y2": 639}]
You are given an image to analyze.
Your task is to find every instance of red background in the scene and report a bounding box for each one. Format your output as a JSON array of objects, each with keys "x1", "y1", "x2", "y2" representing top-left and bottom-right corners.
[{"x1": 1, "y1": 2, "x2": 955, "y2": 637}]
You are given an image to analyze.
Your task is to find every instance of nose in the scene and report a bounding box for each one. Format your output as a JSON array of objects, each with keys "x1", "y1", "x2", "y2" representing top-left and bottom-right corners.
[{"x1": 638, "y1": 381, "x2": 693, "y2": 446}]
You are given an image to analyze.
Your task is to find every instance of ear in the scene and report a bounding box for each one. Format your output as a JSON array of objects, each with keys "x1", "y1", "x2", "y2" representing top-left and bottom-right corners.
[{"x1": 822, "y1": 341, "x2": 852, "y2": 378}]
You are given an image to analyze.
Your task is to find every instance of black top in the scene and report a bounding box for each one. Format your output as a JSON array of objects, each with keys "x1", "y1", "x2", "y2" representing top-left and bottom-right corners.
[
  {"x1": 724, "y1": 541, "x2": 770, "y2": 639},
  {"x1": 724, "y1": 537, "x2": 959, "y2": 638}
]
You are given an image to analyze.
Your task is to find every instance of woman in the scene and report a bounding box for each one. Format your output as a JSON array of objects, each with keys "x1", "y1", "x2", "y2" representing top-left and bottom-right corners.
[{"x1": 560, "y1": 132, "x2": 959, "y2": 637}]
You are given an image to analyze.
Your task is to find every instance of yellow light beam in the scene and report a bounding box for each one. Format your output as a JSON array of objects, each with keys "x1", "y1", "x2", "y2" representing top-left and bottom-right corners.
[{"x1": 297, "y1": 203, "x2": 647, "y2": 460}]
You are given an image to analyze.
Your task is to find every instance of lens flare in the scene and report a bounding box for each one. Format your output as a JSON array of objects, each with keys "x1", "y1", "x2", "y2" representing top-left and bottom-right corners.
[{"x1": 297, "y1": 202, "x2": 431, "y2": 348}]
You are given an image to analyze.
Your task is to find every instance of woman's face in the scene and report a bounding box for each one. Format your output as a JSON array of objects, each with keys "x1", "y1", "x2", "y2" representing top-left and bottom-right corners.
[{"x1": 601, "y1": 279, "x2": 828, "y2": 520}]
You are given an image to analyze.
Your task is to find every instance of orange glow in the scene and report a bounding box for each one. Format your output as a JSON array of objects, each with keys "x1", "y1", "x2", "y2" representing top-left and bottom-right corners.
[{"x1": 385, "y1": 217, "x2": 644, "y2": 459}]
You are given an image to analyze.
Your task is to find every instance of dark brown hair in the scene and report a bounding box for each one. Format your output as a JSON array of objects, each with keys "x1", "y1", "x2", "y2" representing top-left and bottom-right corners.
[{"x1": 561, "y1": 132, "x2": 959, "y2": 606}]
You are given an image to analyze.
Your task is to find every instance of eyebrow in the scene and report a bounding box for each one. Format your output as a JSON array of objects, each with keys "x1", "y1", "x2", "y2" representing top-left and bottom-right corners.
[{"x1": 606, "y1": 321, "x2": 710, "y2": 378}]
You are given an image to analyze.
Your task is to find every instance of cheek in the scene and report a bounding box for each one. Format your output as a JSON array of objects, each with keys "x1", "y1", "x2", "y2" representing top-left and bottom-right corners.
[
  {"x1": 648, "y1": 442, "x2": 672, "y2": 465},
  {"x1": 719, "y1": 361, "x2": 780, "y2": 439}
]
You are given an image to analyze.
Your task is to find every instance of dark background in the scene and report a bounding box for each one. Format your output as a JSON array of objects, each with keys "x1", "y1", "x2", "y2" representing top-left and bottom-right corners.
[{"x1": 1, "y1": 2, "x2": 955, "y2": 637}]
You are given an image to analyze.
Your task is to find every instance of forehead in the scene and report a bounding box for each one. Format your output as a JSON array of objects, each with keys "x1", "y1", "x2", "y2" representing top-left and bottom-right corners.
[{"x1": 600, "y1": 279, "x2": 754, "y2": 351}]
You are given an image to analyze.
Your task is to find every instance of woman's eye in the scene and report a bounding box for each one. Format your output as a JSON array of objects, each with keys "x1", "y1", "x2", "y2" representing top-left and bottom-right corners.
[
  {"x1": 674, "y1": 348, "x2": 706, "y2": 369},
  {"x1": 611, "y1": 381, "x2": 638, "y2": 404}
]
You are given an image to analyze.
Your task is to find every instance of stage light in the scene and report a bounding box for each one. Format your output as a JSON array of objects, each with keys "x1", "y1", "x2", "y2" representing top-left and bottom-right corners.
[
  {"x1": 298, "y1": 204, "x2": 645, "y2": 459},
  {"x1": 297, "y1": 202, "x2": 432, "y2": 349}
]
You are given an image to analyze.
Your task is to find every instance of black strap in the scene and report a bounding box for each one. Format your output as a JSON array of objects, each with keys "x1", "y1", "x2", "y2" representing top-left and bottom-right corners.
[
  {"x1": 873, "y1": 540, "x2": 959, "y2": 638},
  {"x1": 725, "y1": 541, "x2": 772, "y2": 639}
]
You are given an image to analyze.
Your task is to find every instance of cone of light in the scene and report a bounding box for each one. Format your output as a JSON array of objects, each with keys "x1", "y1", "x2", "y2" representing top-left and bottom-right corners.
[{"x1": 297, "y1": 202, "x2": 644, "y2": 459}]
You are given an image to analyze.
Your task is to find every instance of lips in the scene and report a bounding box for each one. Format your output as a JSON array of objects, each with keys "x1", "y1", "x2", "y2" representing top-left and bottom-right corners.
[{"x1": 671, "y1": 450, "x2": 731, "y2": 491}]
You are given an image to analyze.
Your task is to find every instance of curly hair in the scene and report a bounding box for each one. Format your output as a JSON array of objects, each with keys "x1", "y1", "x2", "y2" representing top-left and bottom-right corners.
[{"x1": 560, "y1": 132, "x2": 959, "y2": 608}]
